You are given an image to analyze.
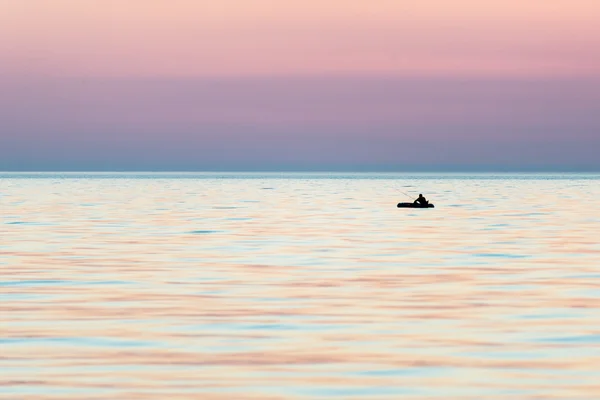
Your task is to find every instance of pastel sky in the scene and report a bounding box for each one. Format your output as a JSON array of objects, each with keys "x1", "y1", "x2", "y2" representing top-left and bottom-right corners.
[{"x1": 1, "y1": 0, "x2": 599, "y2": 170}]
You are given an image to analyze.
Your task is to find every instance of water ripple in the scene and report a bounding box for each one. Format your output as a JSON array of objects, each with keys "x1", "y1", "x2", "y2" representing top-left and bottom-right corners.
[{"x1": 1, "y1": 172, "x2": 599, "y2": 399}]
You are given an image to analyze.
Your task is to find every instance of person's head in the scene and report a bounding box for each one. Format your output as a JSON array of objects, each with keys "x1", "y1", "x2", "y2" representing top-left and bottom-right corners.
[{"x1": 419, "y1": 194, "x2": 423, "y2": 197}]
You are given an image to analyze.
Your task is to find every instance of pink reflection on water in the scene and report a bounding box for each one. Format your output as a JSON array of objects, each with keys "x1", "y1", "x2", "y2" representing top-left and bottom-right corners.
[{"x1": 1, "y1": 173, "x2": 600, "y2": 399}]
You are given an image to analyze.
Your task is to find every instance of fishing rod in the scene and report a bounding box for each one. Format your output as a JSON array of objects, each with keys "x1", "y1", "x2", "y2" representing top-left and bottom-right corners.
[{"x1": 396, "y1": 188, "x2": 414, "y2": 200}]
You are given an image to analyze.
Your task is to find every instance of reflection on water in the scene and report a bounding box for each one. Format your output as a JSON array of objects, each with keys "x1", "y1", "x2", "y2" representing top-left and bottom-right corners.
[{"x1": 1, "y1": 173, "x2": 599, "y2": 399}]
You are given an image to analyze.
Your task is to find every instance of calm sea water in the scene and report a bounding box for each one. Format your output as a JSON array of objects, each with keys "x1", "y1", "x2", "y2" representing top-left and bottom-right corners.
[{"x1": 1, "y1": 172, "x2": 599, "y2": 400}]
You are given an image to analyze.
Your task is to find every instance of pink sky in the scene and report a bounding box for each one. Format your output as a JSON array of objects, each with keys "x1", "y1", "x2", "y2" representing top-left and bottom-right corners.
[
  {"x1": 1, "y1": 0, "x2": 599, "y2": 170},
  {"x1": 3, "y1": 0, "x2": 599, "y2": 78}
]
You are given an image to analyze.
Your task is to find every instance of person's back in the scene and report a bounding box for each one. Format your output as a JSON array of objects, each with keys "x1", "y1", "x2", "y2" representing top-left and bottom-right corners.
[{"x1": 414, "y1": 194, "x2": 428, "y2": 205}]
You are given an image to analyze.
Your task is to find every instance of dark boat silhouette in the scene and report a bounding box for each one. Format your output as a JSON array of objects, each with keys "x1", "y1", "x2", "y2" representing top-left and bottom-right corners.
[{"x1": 397, "y1": 202, "x2": 434, "y2": 208}]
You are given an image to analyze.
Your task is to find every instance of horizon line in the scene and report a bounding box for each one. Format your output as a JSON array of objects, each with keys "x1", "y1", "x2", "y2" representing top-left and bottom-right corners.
[{"x1": 2, "y1": 169, "x2": 600, "y2": 174}]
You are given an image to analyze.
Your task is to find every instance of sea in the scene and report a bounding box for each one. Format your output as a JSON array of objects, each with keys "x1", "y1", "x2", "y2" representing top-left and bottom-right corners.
[{"x1": 1, "y1": 172, "x2": 599, "y2": 399}]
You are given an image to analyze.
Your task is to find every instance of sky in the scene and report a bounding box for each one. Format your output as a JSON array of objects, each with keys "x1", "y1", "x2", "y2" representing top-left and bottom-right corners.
[{"x1": 1, "y1": 0, "x2": 599, "y2": 171}]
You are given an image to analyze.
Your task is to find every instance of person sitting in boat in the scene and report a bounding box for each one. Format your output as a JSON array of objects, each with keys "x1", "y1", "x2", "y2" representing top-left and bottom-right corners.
[{"x1": 414, "y1": 194, "x2": 429, "y2": 205}]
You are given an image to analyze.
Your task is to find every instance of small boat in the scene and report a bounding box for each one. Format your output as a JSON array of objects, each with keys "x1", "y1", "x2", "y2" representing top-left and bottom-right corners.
[{"x1": 397, "y1": 202, "x2": 434, "y2": 208}]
